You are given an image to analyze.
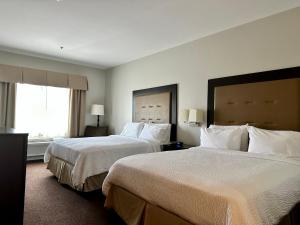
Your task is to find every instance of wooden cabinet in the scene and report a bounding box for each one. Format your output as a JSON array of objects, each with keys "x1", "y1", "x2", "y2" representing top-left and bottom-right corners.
[
  {"x1": 0, "y1": 128, "x2": 28, "y2": 225},
  {"x1": 84, "y1": 126, "x2": 108, "y2": 137}
]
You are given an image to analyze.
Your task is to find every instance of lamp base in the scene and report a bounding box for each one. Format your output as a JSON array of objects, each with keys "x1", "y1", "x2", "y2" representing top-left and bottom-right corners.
[{"x1": 97, "y1": 115, "x2": 100, "y2": 127}]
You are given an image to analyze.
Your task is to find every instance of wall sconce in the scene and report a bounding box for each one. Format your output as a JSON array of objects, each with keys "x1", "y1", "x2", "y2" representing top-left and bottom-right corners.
[{"x1": 181, "y1": 109, "x2": 204, "y2": 126}]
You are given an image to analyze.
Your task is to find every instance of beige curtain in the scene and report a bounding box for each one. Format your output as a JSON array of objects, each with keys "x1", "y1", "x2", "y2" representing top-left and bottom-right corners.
[
  {"x1": 0, "y1": 82, "x2": 16, "y2": 128},
  {"x1": 68, "y1": 89, "x2": 86, "y2": 137}
]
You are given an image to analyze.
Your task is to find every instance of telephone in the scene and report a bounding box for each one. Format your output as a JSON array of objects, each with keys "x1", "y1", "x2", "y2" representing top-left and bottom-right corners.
[{"x1": 166, "y1": 141, "x2": 183, "y2": 149}]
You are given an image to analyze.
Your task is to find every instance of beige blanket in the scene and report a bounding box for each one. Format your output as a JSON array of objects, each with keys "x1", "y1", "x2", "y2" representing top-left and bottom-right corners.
[{"x1": 102, "y1": 147, "x2": 300, "y2": 225}]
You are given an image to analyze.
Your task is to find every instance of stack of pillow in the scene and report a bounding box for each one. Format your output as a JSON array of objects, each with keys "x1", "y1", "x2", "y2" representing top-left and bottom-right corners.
[
  {"x1": 200, "y1": 125, "x2": 300, "y2": 157},
  {"x1": 119, "y1": 122, "x2": 300, "y2": 157},
  {"x1": 120, "y1": 122, "x2": 171, "y2": 145}
]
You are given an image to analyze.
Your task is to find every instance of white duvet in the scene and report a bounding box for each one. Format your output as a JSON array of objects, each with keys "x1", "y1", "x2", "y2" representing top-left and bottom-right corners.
[
  {"x1": 103, "y1": 147, "x2": 300, "y2": 225},
  {"x1": 44, "y1": 135, "x2": 160, "y2": 186}
]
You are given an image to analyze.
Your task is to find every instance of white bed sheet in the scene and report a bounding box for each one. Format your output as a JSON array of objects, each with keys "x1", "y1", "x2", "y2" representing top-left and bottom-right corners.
[
  {"x1": 103, "y1": 147, "x2": 300, "y2": 225},
  {"x1": 44, "y1": 135, "x2": 160, "y2": 186}
]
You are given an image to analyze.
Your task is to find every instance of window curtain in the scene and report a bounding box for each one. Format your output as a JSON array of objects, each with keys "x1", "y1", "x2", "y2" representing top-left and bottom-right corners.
[
  {"x1": 68, "y1": 89, "x2": 86, "y2": 137},
  {"x1": 0, "y1": 82, "x2": 16, "y2": 128}
]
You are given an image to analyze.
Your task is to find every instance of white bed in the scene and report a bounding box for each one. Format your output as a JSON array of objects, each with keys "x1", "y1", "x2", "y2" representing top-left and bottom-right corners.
[
  {"x1": 44, "y1": 83, "x2": 177, "y2": 192},
  {"x1": 44, "y1": 135, "x2": 161, "y2": 190},
  {"x1": 102, "y1": 71, "x2": 300, "y2": 225},
  {"x1": 103, "y1": 147, "x2": 300, "y2": 225}
]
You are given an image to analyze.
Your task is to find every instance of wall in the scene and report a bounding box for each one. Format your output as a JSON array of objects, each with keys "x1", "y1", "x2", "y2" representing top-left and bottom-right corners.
[
  {"x1": 0, "y1": 51, "x2": 106, "y2": 158},
  {"x1": 105, "y1": 7, "x2": 300, "y2": 146}
]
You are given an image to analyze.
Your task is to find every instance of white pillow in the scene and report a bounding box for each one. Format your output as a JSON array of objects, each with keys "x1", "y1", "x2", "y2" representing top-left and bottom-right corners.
[
  {"x1": 209, "y1": 124, "x2": 249, "y2": 151},
  {"x1": 139, "y1": 123, "x2": 171, "y2": 144},
  {"x1": 200, "y1": 127, "x2": 243, "y2": 150},
  {"x1": 248, "y1": 126, "x2": 300, "y2": 157},
  {"x1": 120, "y1": 122, "x2": 144, "y2": 138}
]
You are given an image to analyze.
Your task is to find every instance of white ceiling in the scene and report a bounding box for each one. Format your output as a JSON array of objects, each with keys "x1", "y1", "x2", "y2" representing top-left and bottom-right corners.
[{"x1": 0, "y1": 0, "x2": 300, "y2": 69}]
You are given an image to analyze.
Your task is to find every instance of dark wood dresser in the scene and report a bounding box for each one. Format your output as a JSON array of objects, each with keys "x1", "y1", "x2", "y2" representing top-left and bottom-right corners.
[{"x1": 0, "y1": 128, "x2": 28, "y2": 225}]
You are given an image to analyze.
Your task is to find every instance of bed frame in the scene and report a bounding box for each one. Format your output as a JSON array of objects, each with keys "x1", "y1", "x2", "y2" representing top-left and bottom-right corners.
[{"x1": 132, "y1": 84, "x2": 178, "y2": 141}]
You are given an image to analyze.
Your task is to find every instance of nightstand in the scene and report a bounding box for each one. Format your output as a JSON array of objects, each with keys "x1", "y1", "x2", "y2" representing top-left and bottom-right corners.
[
  {"x1": 84, "y1": 126, "x2": 108, "y2": 137},
  {"x1": 161, "y1": 143, "x2": 194, "y2": 151}
]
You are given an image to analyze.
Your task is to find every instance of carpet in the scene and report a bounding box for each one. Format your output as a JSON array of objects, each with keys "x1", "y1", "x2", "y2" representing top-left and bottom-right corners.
[{"x1": 24, "y1": 162, "x2": 125, "y2": 225}]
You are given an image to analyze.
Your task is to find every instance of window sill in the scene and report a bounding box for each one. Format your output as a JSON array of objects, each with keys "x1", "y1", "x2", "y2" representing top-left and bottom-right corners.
[
  {"x1": 29, "y1": 138, "x2": 52, "y2": 142},
  {"x1": 28, "y1": 141, "x2": 52, "y2": 146},
  {"x1": 28, "y1": 137, "x2": 67, "y2": 144}
]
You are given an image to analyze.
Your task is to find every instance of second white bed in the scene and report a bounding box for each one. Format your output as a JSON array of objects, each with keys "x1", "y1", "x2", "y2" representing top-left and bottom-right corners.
[{"x1": 44, "y1": 135, "x2": 161, "y2": 187}]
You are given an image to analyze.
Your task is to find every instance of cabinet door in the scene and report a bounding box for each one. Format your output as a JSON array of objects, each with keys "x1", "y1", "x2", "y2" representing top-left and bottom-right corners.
[{"x1": 0, "y1": 135, "x2": 27, "y2": 225}]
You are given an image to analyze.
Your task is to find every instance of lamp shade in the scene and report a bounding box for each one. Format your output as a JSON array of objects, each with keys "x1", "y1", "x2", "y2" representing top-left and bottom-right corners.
[
  {"x1": 188, "y1": 109, "x2": 203, "y2": 123},
  {"x1": 91, "y1": 104, "x2": 104, "y2": 116}
]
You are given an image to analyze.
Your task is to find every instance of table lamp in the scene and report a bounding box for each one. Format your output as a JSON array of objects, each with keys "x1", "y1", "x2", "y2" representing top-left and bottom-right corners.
[{"x1": 91, "y1": 104, "x2": 104, "y2": 127}]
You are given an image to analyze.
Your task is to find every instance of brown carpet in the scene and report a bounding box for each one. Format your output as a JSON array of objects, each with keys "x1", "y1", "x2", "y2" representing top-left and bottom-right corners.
[{"x1": 24, "y1": 162, "x2": 126, "y2": 225}]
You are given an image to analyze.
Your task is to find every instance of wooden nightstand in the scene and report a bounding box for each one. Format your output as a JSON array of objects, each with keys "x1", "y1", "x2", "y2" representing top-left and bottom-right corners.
[
  {"x1": 84, "y1": 126, "x2": 108, "y2": 137},
  {"x1": 161, "y1": 143, "x2": 194, "y2": 151}
]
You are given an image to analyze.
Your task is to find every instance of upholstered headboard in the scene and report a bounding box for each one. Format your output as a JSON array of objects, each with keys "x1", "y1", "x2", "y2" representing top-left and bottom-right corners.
[
  {"x1": 133, "y1": 84, "x2": 177, "y2": 141},
  {"x1": 207, "y1": 67, "x2": 300, "y2": 131}
]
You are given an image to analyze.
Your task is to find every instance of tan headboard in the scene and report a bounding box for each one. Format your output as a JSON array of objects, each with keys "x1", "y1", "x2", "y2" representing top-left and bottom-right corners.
[
  {"x1": 133, "y1": 84, "x2": 177, "y2": 141},
  {"x1": 208, "y1": 67, "x2": 300, "y2": 131},
  {"x1": 133, "y1": 92, "x2": 170, "y2": 123}
]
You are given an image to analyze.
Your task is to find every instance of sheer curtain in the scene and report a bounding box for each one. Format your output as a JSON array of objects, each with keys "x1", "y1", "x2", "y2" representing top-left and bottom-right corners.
[
  {"x1": 15, "y1": 84, "x2": 70, "y2": 140},
  {"x1": 68, "y1": 89, "x2": 86, "y2": 137},
  {"x1": 15, "y1": 84, "x2": 86, "y2": 139},
  {"x1": 0, "y1": 82, "x2": 16, "y2": 128}
]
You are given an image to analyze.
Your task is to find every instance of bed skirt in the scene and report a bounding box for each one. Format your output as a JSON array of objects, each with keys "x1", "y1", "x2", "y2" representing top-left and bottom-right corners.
[
  {"x1": 47, "y1": 155, "x2": 107, "y2": 192},
  {"x1": 105, "y1": 185, "x2": 298, "y2": 225}
]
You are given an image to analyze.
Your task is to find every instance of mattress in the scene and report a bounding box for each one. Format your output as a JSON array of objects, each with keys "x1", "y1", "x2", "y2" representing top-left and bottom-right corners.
[
  {"x1": 44, "y1": 135, "x2": 160, "y2": 187},
  {"x1": 103, "y1": 147, "x2": 300, "y2": 225}
]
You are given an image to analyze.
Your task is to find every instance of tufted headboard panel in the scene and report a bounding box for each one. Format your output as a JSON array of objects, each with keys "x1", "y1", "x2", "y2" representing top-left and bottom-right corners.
[
  {"x1": 134, "y1": 92, "x2": 170, "y2": 124},
  {"x1": 208, "y1": 67, "x2": 300, "y2": 131},
  {"x1": 133, "y1": 84, "x2": 177, "y2": 141}
]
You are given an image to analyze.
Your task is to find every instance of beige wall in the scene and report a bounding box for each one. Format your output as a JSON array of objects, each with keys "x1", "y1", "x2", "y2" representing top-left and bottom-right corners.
[
  {"x1": 0, "y1": 51, "x2": 106, "y2": 127},
  {"x1": 105, "y1": 7, "x2": 300, "y2": 145}
]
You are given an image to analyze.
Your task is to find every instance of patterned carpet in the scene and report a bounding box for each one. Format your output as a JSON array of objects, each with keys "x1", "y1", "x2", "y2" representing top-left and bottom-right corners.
[{"x1": 24, "y1": 162, "x2": 125, "y2": 225}]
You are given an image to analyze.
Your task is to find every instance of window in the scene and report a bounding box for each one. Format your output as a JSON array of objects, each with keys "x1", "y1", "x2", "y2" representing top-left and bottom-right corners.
[{"x1": 15, "y1": 84, "x2": 70, "y2": 141}]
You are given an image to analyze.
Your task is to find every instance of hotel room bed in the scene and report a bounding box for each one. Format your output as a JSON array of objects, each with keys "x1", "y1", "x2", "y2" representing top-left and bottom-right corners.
[
  {"x1": 102, "y1": 68, "x2": 300, "y2": 225},
  {"x1": 45, "y1": 84, "x2": 178, "y2": 192},
  {"x1": 44, "y1": 135, "x2": 160, "y2": 191},
  {"x1": 103, "y1": 147, "x2": 300, "y2": 225}
]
